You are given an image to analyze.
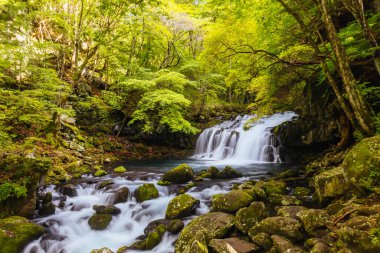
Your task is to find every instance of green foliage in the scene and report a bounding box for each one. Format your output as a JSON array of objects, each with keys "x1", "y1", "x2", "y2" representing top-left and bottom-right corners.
[
  {"x1": 0, "y1": 182, "x2": 27, "y2": 202},
  {"x1": 130, "y1": 89, "x2": 199, "y2": 135}
]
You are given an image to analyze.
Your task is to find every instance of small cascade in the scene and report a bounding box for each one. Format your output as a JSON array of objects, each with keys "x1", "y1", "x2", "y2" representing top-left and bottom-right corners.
[{"x1": 193, "y1": 112, "x2": 297, "y2": 163}]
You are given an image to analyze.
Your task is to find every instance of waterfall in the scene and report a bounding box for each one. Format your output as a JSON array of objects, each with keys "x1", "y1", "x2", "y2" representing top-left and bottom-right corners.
[{"x1": 193, "y1": 112, "x2": 297, "y2": 163}]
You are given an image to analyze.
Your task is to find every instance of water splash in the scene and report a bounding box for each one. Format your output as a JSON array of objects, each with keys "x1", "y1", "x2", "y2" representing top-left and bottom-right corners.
[{"x1": 193, "y1": 112, "x2": 297, "y2": 163}]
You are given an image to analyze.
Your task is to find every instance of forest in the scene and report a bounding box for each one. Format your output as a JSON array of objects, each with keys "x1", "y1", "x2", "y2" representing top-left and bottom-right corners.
[{"x1": 0, "y1": 0, "x2": 380, "y2": 253}]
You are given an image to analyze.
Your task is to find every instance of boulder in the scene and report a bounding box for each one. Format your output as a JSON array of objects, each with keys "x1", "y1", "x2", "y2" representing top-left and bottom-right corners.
[
  {"x1": 326, "y1": 202, "x2": 345, "y2": 216},
  {"x1": 243, "y1": 186, "x2": 266, "y2": 200},
  {"x1": 62, "y1": 184, "x2": 77, "y2": 197},
  {"x1": 264, "y1": 180, "x2": 287, "y2": 195},
  {"x1": 0, "y1": 216, "x2": 45, "y2": 253},
  {"x1": 175, "y1": 212, "x2": 235, "y2": 252},
  {"x1": 168, "y1": 219, "x2": 184, "y2": 234},
  {"x1": 297, "y1": 209, "x2": 329, "y2": 234},
  {"x1": 249, "y1": 217, "x2": 304, "y2": 242},
  {"x1": 88, "y1": 214, "x2": 112, "y2": 230},
  {"x1": 114, "y1": 187, "x2": 129, "y2": 204},
  {"x1": 93, "y1": 205, "x2": 121, "y2": 215},
  {"x1": 314, "y1": 167, "x2": 349, "y2": 202},
  {"x1": 336, "y1": 226, "x2": 380, "y2": 253},
  {"x1": 268, "y1": 194, "x2": 302, "y2": 206},
  {"x1": 134, "y1": 184, "x2": 159, "y2": 202},
  {"x1": 271, "y1": 235, "x2": 303, "y2": 253},
  {"x1": 236, "y1": 202, "x2": 268, "y2": 234},
  {"x1": 212, "y1": 190, "x2": 253, "y2": 213},
  {"x1": 342, "y1": 135, "x2": 380, "y2": 191},
  {"x1": 251, "y1": 232, "x2": 273, "y2": 251},
  {"x1": 162, "y1": 164, "x2": 194, "y2": 184},
  {"x1": 90, "y1": 248, "x2": 114, "y2": 253},
  {"x1": 277, "y1": 206, "x2": 307, "y2": 218},
  {"x1": 311, "y1": 242, "x2": 332, "y2": 253},
  {"x1": 113, "y1": 166, "x2": 126, "y2": 173},
  {"x1": 165, "y1": 194, "x2": 199, "y2": 219},
  {"x1": 144, "y1": 219, "x2": 184, "y2": 235},
  {"x1": 209, "y1": 238, "x2": 261, "y2": 253},
  {"x1": 145, "y1": 224, "x2": 166, "y2": 250},
  {"x1": 97, "y1": 180, "x2": 113, "y2": 190},
  {"x1": 207, "y1": 166, "x2": 219, "y2": 178},
  {"x1": 182, "y1": 231, "x2": 208, "y2": 253},
  {"x1": 217, "y1": 166, "x2": 242, "y2": 179}
]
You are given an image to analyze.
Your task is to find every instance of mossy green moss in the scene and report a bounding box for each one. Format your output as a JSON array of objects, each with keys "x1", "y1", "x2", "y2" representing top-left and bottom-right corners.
[
  {"x1": 0, "y1": 216, "x2": 45, "y2": 253},
  {"x1": 292, "y1": 187, "x2": 311, "y2": 196},
  {"x1": 264, "y1": 180, "x2": 287, "y2": 196},
  {"x1": 145, "y1": 224, "x2": 166, "y2": 250},
  {"x1": 134, "y1": 184, "x2": 159, "y2": 202},
  {"x1": 165, "y1": 194, "x2": 199, "y2": 219},
  {"x1": 236, "y1": 202, "x2": 268, "y2": 234},
  {"x1": 94, "y1": 169, "x2": 108, "y2": 177},
  {"x1": 88, "y1": 213, "x2": 112, "y2": 230},
  {"x1": 212, "y1": 190, "x2": 253, "y2": 213},
  {"x1": 113, "y1": 166, "x2": 126, "y2": 173}
]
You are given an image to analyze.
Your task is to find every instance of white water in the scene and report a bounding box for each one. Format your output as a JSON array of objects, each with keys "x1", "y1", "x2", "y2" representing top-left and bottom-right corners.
[
  {"x1": 23, "y1": 173, "x2": 245, "y2": 253},
  {"x1": 193, "y1": 112, "x2": 297, "y2": 163}
]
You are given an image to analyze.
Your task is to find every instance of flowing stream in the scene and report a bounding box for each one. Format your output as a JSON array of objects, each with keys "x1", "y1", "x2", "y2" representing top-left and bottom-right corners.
[{"x1": 24, "y1": 113, "x2": 297, "y2": 253}]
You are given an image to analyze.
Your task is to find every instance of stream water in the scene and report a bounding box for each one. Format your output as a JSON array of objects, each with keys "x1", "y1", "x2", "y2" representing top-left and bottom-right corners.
[{"x1": 23, "y1": 112, "x2": 297, "y2": 253}]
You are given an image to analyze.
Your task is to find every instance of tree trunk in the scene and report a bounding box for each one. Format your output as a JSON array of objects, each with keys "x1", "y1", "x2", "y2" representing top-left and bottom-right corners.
[{"x1": 320, "y1": 0, "x2": 374, "y2": 136}]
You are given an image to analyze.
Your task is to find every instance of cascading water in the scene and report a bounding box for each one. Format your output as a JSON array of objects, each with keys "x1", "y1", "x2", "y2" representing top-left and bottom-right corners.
[{"x1": 193, "y1": 112, "x2": 297, "y2": 163}]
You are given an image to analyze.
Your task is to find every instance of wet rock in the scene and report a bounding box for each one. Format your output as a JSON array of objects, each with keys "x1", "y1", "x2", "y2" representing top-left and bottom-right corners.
[
  {"x1": 177, "y1": 182, "x2": 196, "y2": 195},
  {"x1": 271, "y1": 235, "x2": 303, "y2": 253},
  {"x1": 39, "y1": 192, "x2": 56, "y2": 216},
  {"x1": 93, "y1": 205, "x2": 121, "y2": 215},
  {"x1": 144, "y1": 219, "x2": 184, "y2": 235},
  {"x1": 277, "y1": 206, "x2": 307, "y2": 218},
  {"x1": 94, "y1": 169, "x2": 108, "y2": 177},
  {"x1": 166, "y1": 194, "x2": 199, "y2": 219},
  {"x1": 212, "y1": 190, "x2": 253, "y2": 213},
  {"x1": 342, "y1": 135, "x2": 380, "y2": 192},
  {"x1": 217, "y1": 165, "x2": 242, "y2": 179},
  {"x1": 241, "y1": 186, "x2": 266, "y2": 200},
  {"x1": 113, "y1": 166, "x2": 126, "y2": 173},
  {"x1": 88, "y1": 214, "x2": 112, "y2": 230},
  {"x1": 207, "y1": 166, "x2": 219, "y2": 178},
  {"x1": 209, "y1": 238, "x2": 261, "y2": 253},
  {"x1": 62, "y1": 184, "x2": 77, "y2": 197},
  {"x1": 167, "y1": 219, "x2": 184, "y2": 234},
  {"x1": 114, "y1": 187, "x2": 129, "y2": 204},
  {"x1": 292, "y1": 187, "x2": 311, "y2": 196},
  {"x1": 297, "y1": 209, "x2": 329, "y2": 234},
  {"x1": 0, "y1": 216, "x2": 45, "y2": 253},
  {"x1": 236, "y1": 202, "x2": 268, "y2": 234},
  {"x1": 97, "y1": 180, "x2": 114, "y2": 190},
  {"x1": 162, "y1": 163, "x2": 194, "y2": 184},
  {"x1": 145, "y1": 224, "x2": 166, "y2": 250},
  {"x1": 311, "y1": 242, "x2": 332, "y2": 253},
  {"x1": 263, "y1": 180, "x2": 287, "y2": 195},
  {"x1": 116, "y1": 246, "x2": 127, "y2": 253},
  {"x1": 268, "y1": 194, "x2": 302, "y2": 206},
  {"x1": 249, "y1": 217, "x2": 304, "y2": 242},
  {"x1": 326, "y1": 202, "x2": 345, "y2": 216},
  {"x1": 314, "y1": 167, "x2": 349, "y2": 202},
  {"x1": 251, "y1": 232, "x2": 273, "y2": 251},
  {"x1": 128, "y1": 240, "x2": 146, "y2": 250},
  {"x1": 175, "y1": 212, "x2": 235, "y2": 252},
  {"x1": 90, "y1": 248, "x2": 114, "y2": 253},
  {"x1": 157, "y1": 180, "x2": 171, "y2": 186},
  {"x1": 134, "y1": 184, "x2": 159, "y2": 202}
]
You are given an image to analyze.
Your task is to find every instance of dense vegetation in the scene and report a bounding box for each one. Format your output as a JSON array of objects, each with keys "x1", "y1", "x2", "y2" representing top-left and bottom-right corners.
[{"x1": 0, "y1": 0, "x2": 379, "y2": 212}]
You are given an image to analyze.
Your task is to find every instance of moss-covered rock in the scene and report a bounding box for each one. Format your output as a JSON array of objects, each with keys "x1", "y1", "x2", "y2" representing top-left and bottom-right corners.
[
  {"x1": 0, "y1": 216, "x2": 45, "y2": 253},
  {"x1": 162, "y1": 164, "x2": 194, "y2": 184},
  {"x1": 62, "y1": 184, "x2": 77, "y2": 197},
  {"x1": 116, "y1": 246, "x2": 127, "y2": 253},
  {"x1": 209, "y1": 238, "x2": 261, "y2": 253},
  {"x1": 271, "y1": 235, "x2": 303, "y2": 253},
  {"x1": 97, "y1": 180, "x2": 114, "y2": 190},
  {"x1": 94, "y1": 169, "x2": 108, "y2": 177},
  {"x1": 310, "y1": 242, "x2": 332, "y2": 253},
  {"x1": 93, "y1": 205, "x2": 121, "y2": 215},
  {"x1": 249, "y1": 216, "x2": 304, "y2": 242},
  {"x1": 114, "y1": 187, "x2": 129, "y2": 204},
  {"x1": 264, "y1": 180, "x2": 287, "y2": 195},
  {"x1": 342, "y1": 135, "x2": 380, "y2": 192},
  {"x1": 212, "y1": 190, "x2": 253, "y2": 213},
  {"x1": 251, "y1": 232, "x2": 273, "y2": 251},
  {"x1": 268, "y1": 194, "x2": 302, "y2": 206},
  {"x1": 166, "y1": 194, "x2": 199, "y2": 219},
  {"x1": 175, "y1": 212, "x2": 235, "y2": 252},
  {"x1": 236, "y1": 201, "x2": 268, "y2": 234},
  {"x1": 168, "y1": 219, "x2": 184, "y2": 234},
  {"x1": 134, "y1": 183, "x2": 159, "y2": 202},
  {"x1": 183, "y1": 231, "x2": 208, "y2": 253},
  {"x1": 217, "y1": 166, "x2": 242, "y2": 179},
  {"x1": 39, "y1": 192, "x2": 56, "y2": 216},
  {"x1": 207, "y1": 166, "x2": 219, "y2": 178},
  {"x1": 113, "y1": 166, "x2": 126, "y2": 173},
  {"x1": 314, "y1": 167, "x2": 349, "y2": 202},
  {"x1": 243, "y1": 186, "x2": 266, "y2": 200},
  {"x1": 144, "y1": 218, "x2": 184, "y2": 235},
  {"x1": 292, "y1": 187, "x2": 311, "y2": 196},
  {"x1": 277, "y1": 206, "x2": 307, "y2": 218},
  {"x1": 177, "y1": 182, "x2": 196, "y2": 195},
  {"x1": 88, "y1": 213, "x2": 112, "y2": 230},
  {"x1": 157, "y1": 180, "x2": 171, "y2": 186},
  {"x1": 336, "y1": 226, "x2": 380, "y2": 253},
  {"x1": 145, "y1": 224, "x2": 166, "y2": 250},
  {"x1": 90, "y1": 248, "x2": 114, "y2": 253},
  {"x1": 297, "y1": 209, "x2": 329, "y2": 234}
]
